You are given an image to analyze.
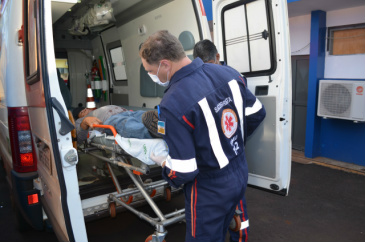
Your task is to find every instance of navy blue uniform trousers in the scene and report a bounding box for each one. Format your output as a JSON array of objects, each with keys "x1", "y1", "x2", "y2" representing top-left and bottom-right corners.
[{"x1": 184, "y1": 156, "x2": 248, "y2": 242}]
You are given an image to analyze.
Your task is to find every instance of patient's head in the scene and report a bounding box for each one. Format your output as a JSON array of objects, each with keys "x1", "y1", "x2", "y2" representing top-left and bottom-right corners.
[
  {"x1": 72, "y1": 103, "x2": 93, "y2": 120},
  {"x1": 78, "y1": 108, "x2": 93, "y2": 118}
]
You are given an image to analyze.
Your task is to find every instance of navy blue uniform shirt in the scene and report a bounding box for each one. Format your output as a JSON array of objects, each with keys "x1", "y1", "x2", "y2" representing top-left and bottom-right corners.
[{"x1": 159, "y1": 58, "x2": 265, "y2": 188}]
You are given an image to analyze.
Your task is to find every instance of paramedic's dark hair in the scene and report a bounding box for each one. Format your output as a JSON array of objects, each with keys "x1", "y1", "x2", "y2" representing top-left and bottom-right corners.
[
  {"x1": 193, "y1": 39, "x2": 218, "y2": 63},
  {"x1": 139, "y1": 30, "x2": 186, "y2": 65}
]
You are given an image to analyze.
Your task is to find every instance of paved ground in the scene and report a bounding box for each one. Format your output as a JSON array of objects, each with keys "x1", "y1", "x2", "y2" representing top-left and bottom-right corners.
[{"x1": 1, "y1": 161, "x2": 365, "y2": 242}]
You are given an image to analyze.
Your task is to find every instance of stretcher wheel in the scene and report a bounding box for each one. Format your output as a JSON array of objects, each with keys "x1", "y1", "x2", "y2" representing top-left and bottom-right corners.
[
  {"x1": 145, "y1": 234, "x2": 166, "y2": 242},
  {"x1": 229, "y1": 214, "x2": 241, "y2": 232},
  {"x1": 109, "y1": 202, "x2": 116, "y2": 218},
  {"x1": 165, "y1": 187, "x2": 171, "y2": 202}
]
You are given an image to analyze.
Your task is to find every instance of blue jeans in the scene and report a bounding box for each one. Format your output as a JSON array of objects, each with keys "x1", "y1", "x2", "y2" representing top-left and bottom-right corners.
[{"x1": 104, "y1": 110, "x2": 152, "y2": 139}]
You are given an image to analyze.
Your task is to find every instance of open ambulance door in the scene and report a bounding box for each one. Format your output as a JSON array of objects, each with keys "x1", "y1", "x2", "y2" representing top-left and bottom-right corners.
[
  {"x1": 24, "y1": 0, "x2": 87, "y2": 241},
  {"x1": 213, "y1": 0, "x2": 292, "y2": 195}
]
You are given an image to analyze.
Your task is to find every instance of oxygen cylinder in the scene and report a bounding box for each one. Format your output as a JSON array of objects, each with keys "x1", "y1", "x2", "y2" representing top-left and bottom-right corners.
[{"x1": 91, "y1": 61, "x2": 101, "y2": 102}]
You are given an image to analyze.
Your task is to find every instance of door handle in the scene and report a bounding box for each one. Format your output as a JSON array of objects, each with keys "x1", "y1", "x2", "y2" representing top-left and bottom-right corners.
[{"x1": 51, "y1": 97, "x2": 75, "y2": 135}]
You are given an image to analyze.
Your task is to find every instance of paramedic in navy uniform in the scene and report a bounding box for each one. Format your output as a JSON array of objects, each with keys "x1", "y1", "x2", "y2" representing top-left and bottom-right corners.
[
  {"x1": 194, "y1": 39, "x2": 250, "y2": 242},
  {"x1": 140, "y1": 30, "x2": 266, "y2": 242}
]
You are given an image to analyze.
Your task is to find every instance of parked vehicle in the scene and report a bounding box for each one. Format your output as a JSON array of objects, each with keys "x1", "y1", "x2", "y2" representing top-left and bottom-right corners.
[{"x1": 0, "y1": 0, "x2": 292, "y2": 241}]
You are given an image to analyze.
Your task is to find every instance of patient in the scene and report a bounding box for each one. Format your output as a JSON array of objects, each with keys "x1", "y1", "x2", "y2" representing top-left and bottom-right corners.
[{"x1": 72, "y1": 105, "x2": 161, "y2": 144}]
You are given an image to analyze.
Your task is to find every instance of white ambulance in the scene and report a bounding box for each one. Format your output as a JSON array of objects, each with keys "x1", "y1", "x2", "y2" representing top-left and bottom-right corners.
[{"x1": 0, "y1": 0, "x2": 292, "y2": 241}]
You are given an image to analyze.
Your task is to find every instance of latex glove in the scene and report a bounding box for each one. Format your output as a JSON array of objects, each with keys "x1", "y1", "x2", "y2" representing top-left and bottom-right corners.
[
  {"x1": 150, "y1": 152, "x2": 167, "y2": 167},
  {"x1": 80, "y1": 117, "x2": 103, "y2": 130}
]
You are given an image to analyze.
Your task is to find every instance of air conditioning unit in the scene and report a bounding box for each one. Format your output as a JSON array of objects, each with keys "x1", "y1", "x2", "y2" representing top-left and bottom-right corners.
[{"x1": 317, "y1": 80, "x2": 365, "y2": 122}]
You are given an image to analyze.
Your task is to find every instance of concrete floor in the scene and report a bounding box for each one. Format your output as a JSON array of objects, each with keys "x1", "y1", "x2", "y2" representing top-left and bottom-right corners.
[{"x1": 1, "y1": 158, "x2": 365, "y2": 242}]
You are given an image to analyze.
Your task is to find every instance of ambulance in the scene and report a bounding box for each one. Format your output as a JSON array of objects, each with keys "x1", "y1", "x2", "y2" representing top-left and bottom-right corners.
[{"x1": 0, "y1": 0, "x2": 292, "y2": 241}]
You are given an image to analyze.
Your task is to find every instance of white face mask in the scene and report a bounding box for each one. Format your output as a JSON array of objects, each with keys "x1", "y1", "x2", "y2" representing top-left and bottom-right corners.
[{"x1": 148, "y1": 62, "x2": 170, "y2": 87}]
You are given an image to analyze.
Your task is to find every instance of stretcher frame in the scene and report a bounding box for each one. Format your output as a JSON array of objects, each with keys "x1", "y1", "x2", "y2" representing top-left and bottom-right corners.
[{"x1": 80, "y1": 124, "x2": 185, "y2": 242}]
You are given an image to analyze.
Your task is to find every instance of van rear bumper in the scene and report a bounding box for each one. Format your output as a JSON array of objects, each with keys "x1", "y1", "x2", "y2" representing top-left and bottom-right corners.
[{"x1": 11, "y1": 170, "x2": 43, "y2": 230}]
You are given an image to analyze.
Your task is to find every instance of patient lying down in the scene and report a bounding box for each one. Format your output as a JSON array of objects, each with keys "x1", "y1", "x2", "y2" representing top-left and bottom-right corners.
[{"x1": 73, "y1": 105, "x2": 167, "y2": 166}]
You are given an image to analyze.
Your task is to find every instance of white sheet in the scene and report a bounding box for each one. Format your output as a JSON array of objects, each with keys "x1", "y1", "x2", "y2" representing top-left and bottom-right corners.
[{"x1": 88, "y1": 130, "x2": 169, "y2": 165}]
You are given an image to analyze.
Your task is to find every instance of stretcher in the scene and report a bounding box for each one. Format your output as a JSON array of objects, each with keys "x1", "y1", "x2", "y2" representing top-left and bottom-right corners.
[{"x1": 80, "y1": 124, "x2": 185, "y2": 242}]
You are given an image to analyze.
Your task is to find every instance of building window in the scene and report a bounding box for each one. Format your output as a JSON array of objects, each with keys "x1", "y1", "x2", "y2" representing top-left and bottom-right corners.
[{"x1": 328, "y1": 23, "x2": 365, "y2": 55}]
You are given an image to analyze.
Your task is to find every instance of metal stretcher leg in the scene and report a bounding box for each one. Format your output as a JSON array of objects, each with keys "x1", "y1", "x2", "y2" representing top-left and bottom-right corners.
[
  {"x1": 82, "y1": 130, "x2": 184, "y2": 241},
  {"x1": 107, "y1": 163, "x2": 185, "y2": 242}
]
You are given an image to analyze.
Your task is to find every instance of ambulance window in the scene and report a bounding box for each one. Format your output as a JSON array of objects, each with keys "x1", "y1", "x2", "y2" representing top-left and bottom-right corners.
[
  {"x1": 25, "y1": 0, "x2": 40, "y2": 84},
  {"x1": 107, "y1": 41, "x2": 128, "y2": 86},
  {"x1": 222, "y1": 0, "x2": 275, "y2": 76}
]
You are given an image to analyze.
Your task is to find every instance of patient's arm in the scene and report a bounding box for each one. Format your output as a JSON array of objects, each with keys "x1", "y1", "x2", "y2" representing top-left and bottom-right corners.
[{"x1": 80, "y1": 117, "x2": 103, "y2": 130}]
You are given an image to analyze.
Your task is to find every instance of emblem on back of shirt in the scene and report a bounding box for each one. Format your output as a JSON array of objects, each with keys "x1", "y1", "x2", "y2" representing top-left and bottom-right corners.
[{"x1": 221, "y1": 109, "x2": 238, "y2": 138}]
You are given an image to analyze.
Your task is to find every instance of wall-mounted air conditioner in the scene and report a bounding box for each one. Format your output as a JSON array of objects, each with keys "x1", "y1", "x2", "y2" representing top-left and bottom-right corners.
[{"x1": 317, "y1": 80, "x2": 365, "y2": 122}]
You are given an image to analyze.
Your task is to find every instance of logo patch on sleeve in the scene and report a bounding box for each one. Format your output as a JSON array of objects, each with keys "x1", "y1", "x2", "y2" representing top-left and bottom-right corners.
[{"x1": 221, "y1": 109, "x2": 238, "y2": 138}]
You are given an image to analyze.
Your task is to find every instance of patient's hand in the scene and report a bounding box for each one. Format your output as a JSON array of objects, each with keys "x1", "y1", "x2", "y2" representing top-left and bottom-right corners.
[{"x1": 80, "y1": 117, "x2": 103, "y2": 130}]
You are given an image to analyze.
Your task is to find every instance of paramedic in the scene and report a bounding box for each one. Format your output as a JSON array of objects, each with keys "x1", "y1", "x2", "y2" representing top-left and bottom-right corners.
[
  {"x1": 140, "y1": 30, "x2": 266, "y2": 242},
  {"x1": 193, "y1": 39, "x2": 222, "y2": 65},
  {"x1": 72, "y1": 105, "x2": 161, "y2": 143},
  {"x1": 193, "y1": 39, "x2": 250, "y2": 242}
]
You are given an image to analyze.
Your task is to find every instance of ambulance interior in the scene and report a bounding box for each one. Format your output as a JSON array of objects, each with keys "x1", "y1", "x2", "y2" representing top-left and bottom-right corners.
[{"x1": 49, "y1": 0, "x2": 203, "y2": 222}]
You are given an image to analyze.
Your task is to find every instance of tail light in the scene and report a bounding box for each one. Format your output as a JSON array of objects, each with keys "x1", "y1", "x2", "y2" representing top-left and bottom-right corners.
[
  {"x1": 28, "y1": 194, "x2": 39, "y2": 205},
  {"x1": 8, "y1": 107, "x2": 37, "y2": 173}
]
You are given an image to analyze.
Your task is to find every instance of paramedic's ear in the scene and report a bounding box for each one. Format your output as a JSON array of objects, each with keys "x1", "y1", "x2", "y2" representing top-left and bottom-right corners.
[
  {"x1": 160, "y1": 59, "x2": 172, "y2": 69},
  {"x1": 215, "y1": 53, "x2": 220, "y2": 64}
]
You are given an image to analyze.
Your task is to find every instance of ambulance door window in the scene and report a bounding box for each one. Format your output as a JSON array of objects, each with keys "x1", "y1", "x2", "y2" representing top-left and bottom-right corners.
[
  {"x1": 25, "y1": 0, "x2": 40, "y2": 84},
  {"x1": 222, "y1": 0, "x2": 275, "y2": 76},
  {"x1": 107, "y1": 40, "x2": 128, "y2": 86}
]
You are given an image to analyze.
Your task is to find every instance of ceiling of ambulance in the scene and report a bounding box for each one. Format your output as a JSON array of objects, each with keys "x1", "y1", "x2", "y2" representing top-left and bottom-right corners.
[{"x1": 52, "y1": 0, "x2": 142, "y2": 35}]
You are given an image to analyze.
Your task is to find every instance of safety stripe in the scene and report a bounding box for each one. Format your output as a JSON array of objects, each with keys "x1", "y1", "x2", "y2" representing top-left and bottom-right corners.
[
  {"x1": 240, "y1": 220, "x2": 249, "y2": 230},
  {"x1": 229, "y1": 80, "x2": 244, "y2": 139},
  {"x1": 183, "y1": 115, "x2": 195, "y2": 129},
  {"x1": 246, "y1": 98, "x2": 262, "y2": 116},
  {"x1": 240, "y1": 199, "x2": 248, "y2": 242},
  {"x1": 165, "y1": 155, "x2": 197, "y2": 173},
  {"x1": 190, "y1": 179, "x2": 198, "y2": 238},
  {"x1": 190, "y1": 183, "x2": 194, "y2": 237},
  {"x1": 238, "y1": 75, "x2": 247, "y2": 86},
  {"x1": 193, "y1": 179, "x2": 197, "y2": 237},
  {"x1": 198, "y1": 98, "x2": 229, "y2": 169}
]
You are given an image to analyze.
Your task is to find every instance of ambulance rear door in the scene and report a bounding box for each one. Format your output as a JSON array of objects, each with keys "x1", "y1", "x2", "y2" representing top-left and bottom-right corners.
[
  {"x1": 24, "y1": 0, "x2": 87, "y2": 241},
  {"x1": 213, "y1": 0, "x2": 292, "y2": 195}
]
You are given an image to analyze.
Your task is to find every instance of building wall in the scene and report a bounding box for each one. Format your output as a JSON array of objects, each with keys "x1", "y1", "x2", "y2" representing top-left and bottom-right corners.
[
  {"x1": 289, "y1": 14, "x2": 311, "y2": 56},
  {"x1": 325, "y1": 6, "x2": 365, "y2": 79},
  {"x1": 290, "y1": 7, "x2": 365, "y2": 166},
  {"x1": 290, "y1": 6, "x2": 365, "y2": 77}
]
